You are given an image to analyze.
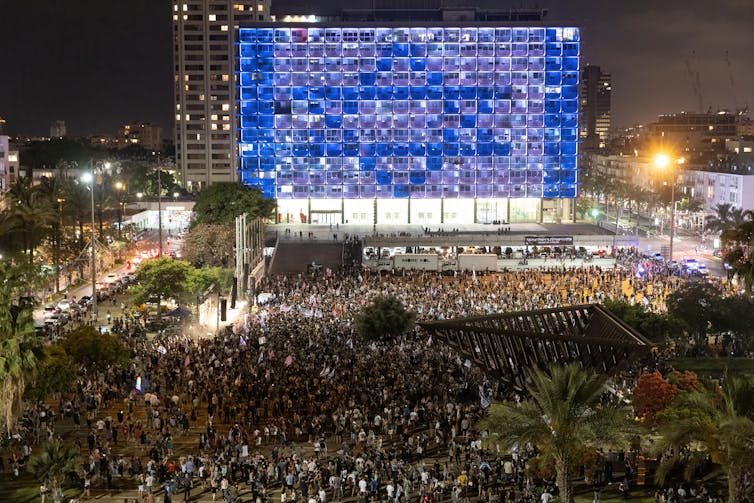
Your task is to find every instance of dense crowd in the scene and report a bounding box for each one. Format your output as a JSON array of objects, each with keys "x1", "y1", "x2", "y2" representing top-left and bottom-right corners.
[{"x1": 4, "y1": 262, "x2": 725, "y2": 502}]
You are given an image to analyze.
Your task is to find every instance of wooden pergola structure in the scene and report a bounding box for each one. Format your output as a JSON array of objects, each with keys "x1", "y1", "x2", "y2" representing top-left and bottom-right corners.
[{"x1": 419, "y1": 304, "x2": 652, "y2": 386}]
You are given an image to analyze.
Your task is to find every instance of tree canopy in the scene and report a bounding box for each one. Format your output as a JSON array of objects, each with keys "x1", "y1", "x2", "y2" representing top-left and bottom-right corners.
[
  {"x1": 130, "y1": 257, "x2": 196, "y2": 306},
  {"x1": 604, "y1": 299, "x2": 681, "y2": 344},
  {"x1": 61, "y1": 326, "x2": 129, "y2": 374},
  {"x1": 654, "y1": 375, "x2": 754, "y2": 503},
  {"x1": 666, "y1": 280, "x2": 723, "y2": 354},
  {"x1": 181, "y1": 223, "x2": 235, "y2": 267},
  {"x1": 479, "y1": 363, "x2": 633, "y2": 503},
  {"x1": 192, "y1": 182, "x2": 275, "y2": 226},
  {"x1": 354, "y1": 295, "x2": 416, "y2": 343}
]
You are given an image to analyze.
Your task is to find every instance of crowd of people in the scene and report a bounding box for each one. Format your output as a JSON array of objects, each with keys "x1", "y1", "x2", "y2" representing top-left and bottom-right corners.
[{"x1": 3, "y1": 257, "x2": 728, "y2": 502}]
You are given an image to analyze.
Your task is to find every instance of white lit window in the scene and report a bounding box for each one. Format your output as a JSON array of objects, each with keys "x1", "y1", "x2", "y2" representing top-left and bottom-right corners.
[
  {"x1": 8, "y1": 154, "x2": 18, "y2": 162},
  {"x1": 182, "y1": 3, "x2": 187, "y2": 11},
  {"x1": 258, "y1": 4, "x2": 264, "y2": 11},
  {"x1": 222, "y1": 124, "x2": 231, "y2": 130},
  {"x1": 234, "y1": 3, "x2": 245, "y2": 10},
  {"x1": 173, "y1": 15, "x2": 178, "y2": 21},
  {"x1": 222, "y1": 115, "x2": 230, "y2": 121},
  {"x1": 209, "y1": 14, "x2": 216, "y2": 21},
  {"x1": 221, "y1": 25, "x2": 228, "y2": 31},
  {"x1": 173, "y1": 4, "x2": 178, "y2": 11},
  {"x1": 199, "y1": 94, "x2": 205, "y2": 101},
  {"x1": 185, "y1": 114, "x2": 190, "y2": 120},
  {"x1": 221, "y1": 103, "x2": 230, "y2": 111},
  {"x1": 211, "y1": 123, "x2": 218, "y2": 130},
  {"x1": 210, "y1": 114, "x2": 218, "y2": 121},
  {"x1": 176, "y1": 114, "x2": 181, "y2": 120},
  {"x1": 196, "y1": 134, "x2": 201, "y2": 140},
  {"x1": 221, "y1": 74, "x2": 229, "y2": 81},
  {"x1": 176, "y1": 104, "x2": 181, "y2": 110}
]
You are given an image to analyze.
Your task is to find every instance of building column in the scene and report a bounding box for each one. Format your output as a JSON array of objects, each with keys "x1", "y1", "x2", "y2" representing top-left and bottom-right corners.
[
  {"x1": 539, "y1": 199, "x2": 544, "y2": 223},
  {"x1": 407, "y1": 198, "x2": 411, "y2": 224}
]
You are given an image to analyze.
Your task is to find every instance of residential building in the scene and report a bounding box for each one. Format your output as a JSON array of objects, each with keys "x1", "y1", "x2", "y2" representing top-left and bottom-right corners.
[
  {"x1": 237, "y1": 21, "x2": 580, "y2": 224},
  {"x1": 0, "y1": 136, "x2": 19, "y2": 191},
  {"x1": 648, "y1": 111, "x2": 739, "y2": 159},
  {"x1": 122, "y1": 122, "x2": 164, "y2": 151},
  {"x1": 173, "y1": 0, "x2": 271, "y2": 192},
  {"x1": 50, "y1": 120, "x2": 67, "y2": 139},
  {"x1": 579, "y1": 65, "x2": 611, "y2": 150}
]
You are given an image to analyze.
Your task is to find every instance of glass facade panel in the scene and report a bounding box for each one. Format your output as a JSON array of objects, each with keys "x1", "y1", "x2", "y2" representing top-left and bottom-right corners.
[{"x1": 238, "y1": 26, "x2": 579, "y2": 199}]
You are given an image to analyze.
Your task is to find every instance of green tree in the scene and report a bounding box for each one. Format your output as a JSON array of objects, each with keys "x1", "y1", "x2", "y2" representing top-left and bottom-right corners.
[
  {"x1": 654, "y1": 375, "x2": 754, "y2": 503},
  {"x1": 130, "y1": 257, "x2": 195, "y2": 317},
  {"x1": 61, "y1": 326, "x2": 129, "y2": 374},
  {"x1": 479, "y1": 364, "x2": 632, "y2": 503},
  {"x1": 25, "y1": 345, "x2": 77, "y2": 402},
  {"x1": 1, "y1": 177, "x2": 56, "y2": 264},
  {"x1": 182, "y1": 223, "x2": 235, "y2": 267},
  {"x1": 186, "y1": 266, "x2": 233, "y2": 299},
  {"x1": 192, "y1": 183, "x2": 275, "y2": 226},
  {"x1": 354, "y1": 295, "x2": 416, "y2": 343},
  {"x1": 666, "y1": 280, "x2": 722, "y2": 355},
  {"x1": 27, "y1": 439, "x2": 82, "y2": 502},
  {"x1": 603, "y1": 299, "x2": 682, "y2": 345},
  {"x1": 0, "y1": 261, "x2": 46, "y2": 432}
]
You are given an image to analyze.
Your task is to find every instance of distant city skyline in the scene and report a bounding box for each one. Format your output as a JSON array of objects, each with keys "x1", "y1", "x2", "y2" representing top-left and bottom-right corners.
[{"x1": 0, "y1": 0, "x2": 751, "y2": 137}]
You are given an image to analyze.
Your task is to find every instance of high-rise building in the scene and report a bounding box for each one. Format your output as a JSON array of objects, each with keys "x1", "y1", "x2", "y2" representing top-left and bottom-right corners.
[
  {"x1": 237, "y1": 24, "x2": 580, "y2": 224},
  {"x1": 0, "y1": 135, "x2": 19, "y2": 192},
  {"x1": 579, "y1": 65, "x2": 610, "y2": 150},
  {"x1": 649, "y1": 111, "x2": 740, "y2": 158},
  {"x1": 173, "y1": 0, "x2": 271, "y2": 192},
  {"x1": 50, "y1": 120, "x2": 67, "y2": 139},
  {"x1": 122, "y1": 122, "x2": 164, "y2": 151}
]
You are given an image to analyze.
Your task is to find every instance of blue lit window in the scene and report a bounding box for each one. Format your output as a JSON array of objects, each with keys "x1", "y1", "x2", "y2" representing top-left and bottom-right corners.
[{"x1": 238, "y1": 26, "x2": 580, "y2": 199}]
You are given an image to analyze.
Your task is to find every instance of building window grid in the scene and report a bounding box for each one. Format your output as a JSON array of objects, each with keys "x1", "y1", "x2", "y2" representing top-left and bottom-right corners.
[{"x1": 238, "y1": 26, "x2": 579, "y2": 199}]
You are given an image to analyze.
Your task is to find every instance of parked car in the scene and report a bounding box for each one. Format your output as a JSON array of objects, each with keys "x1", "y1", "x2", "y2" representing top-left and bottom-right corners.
[
  {"x1": 57, "y1": 298, "x2": 76, "y2": 311},
  {"x1": 43, "y1": 304, "x2": 61, "y2": 319}
]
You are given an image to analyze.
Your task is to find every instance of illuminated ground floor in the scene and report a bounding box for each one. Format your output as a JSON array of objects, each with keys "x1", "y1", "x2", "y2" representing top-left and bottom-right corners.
[{"x1": 276, "y1": 197, "x2": 575, "y2": 225}]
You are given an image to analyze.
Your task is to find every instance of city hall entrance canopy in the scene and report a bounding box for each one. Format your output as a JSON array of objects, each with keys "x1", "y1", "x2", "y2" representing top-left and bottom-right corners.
[{"x1": 419, "y1": 304, "x2": 651, "y2": 386}]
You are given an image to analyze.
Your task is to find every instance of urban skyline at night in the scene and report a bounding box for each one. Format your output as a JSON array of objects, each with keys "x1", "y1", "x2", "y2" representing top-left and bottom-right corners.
[{"x1": 0, "y1": 0, "x2": 752, "y2": 136}]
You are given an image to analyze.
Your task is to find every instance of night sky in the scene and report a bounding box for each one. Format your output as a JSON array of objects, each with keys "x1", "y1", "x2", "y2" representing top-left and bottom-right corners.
[{"x1": 0, "y1": 0, "x2": 752, "y2": 137}]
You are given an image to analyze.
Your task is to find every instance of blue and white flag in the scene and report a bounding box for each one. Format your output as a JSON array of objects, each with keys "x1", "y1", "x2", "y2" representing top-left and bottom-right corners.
[{"x1": 479, "y1": 385, "x2": 491, "y2": 409}]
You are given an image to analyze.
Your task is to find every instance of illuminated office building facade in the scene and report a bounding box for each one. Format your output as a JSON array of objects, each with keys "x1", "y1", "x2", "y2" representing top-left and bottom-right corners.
[{"x1": 238, "y1": 25, "x2": 580, "y2": 224}]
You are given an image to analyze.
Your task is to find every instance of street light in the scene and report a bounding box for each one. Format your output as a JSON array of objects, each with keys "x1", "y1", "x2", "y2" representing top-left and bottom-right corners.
[
  {"x1": 115, "y1": 182, "x2": 126, "y2": 240},
  {"x1": 654, "y1": 153, "x2": 684, "y2": 264},
  {"x1": 81, "y1": 171, "x2": 97, "y2": 324}
]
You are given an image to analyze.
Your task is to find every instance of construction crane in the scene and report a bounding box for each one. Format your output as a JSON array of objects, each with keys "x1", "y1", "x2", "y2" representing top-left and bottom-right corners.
[
  {"x1": 725, "y1": 51, "x2": 748, "y2": 114},
  {"x1": 684, "y1": 50, "x2": 704, "y2": 113}
]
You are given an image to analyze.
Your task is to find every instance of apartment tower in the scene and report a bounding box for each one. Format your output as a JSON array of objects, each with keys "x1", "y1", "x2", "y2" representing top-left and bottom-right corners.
[
  {"x1": 173, "y1": 0, "x2": 271, "y2": 191},
  {"x1": 579, "y1": 65, "x2": 611, "y2": 150}
]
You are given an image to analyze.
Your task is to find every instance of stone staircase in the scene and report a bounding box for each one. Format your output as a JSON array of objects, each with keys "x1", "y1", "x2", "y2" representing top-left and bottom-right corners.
[{"x1": 268, "y1": 240, "x2": 344, "y2": 274}]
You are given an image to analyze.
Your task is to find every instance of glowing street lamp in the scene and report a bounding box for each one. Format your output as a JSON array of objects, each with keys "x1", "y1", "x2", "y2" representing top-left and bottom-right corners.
[
  {"x1": 81, "y1": 170, "x2": 97, "y2": 322},
  {"x1": 655, "y1": 153, "x2": 684, "y2": 263}
]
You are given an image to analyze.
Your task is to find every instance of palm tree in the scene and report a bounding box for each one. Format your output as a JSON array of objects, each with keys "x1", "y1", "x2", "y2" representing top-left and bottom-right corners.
[
  {"x1": 0, "y1": 261, "x2": 45, "y2": 432},
  {"x1": 706, "y1": 203, "x2": 746, "y2": 237},
  {"x1": 479, "y1": 363, "x2": 633, "y2": 503},
  {"x1": 27, "y1": 439, "x2": 82, "y2": 502},
  {"x1": 2, "y1": 177, "x2": 56, "y2": 264},
  {"x1": 37, "y1": 176, "x2": 67, "y2": 292},
  {"x1": 654, "y1": 375, "x2": 754, "y2": 503}
]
